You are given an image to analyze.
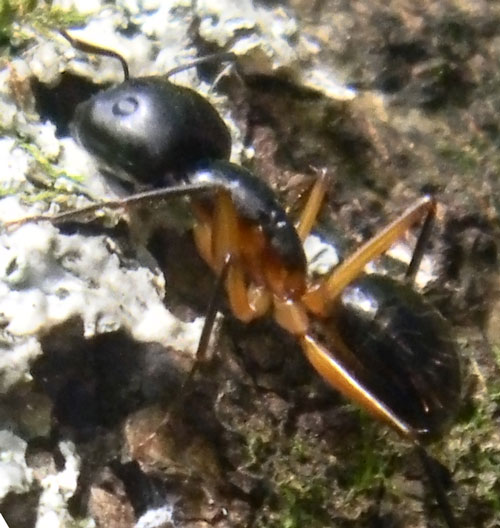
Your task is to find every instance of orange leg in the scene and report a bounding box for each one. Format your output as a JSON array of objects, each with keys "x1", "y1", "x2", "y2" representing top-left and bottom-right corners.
[
  {"x1": 211, "y1": 190, "x2": 240, "y2": 272},
  {"x1": 300, "y1": 334, "x2": 414, "y2": 438},
  {"x1": 300, "y1": 333, "x2": 457, "y2": 528},
  {"x1": 226, "y1": 265, "x2": 262, "y2": 322},
  {"x1": 298, "y1": 195, "x2": 438, "y2": 435},
  {"x1": 303, "y1": 196, "x2": 436, "y2": 315},
  {"x1": 209, "y1": 191, "x2": 271, "y2": 323},
  {"x1": 187, "y1": 170, "x2": 329, "y2": 326},
  {"x1": 297, "y1": 196, "x2": 456, "y2": 528},
  {"x1": 295, "y1": 169, "x2": 329, "y2": 242}
]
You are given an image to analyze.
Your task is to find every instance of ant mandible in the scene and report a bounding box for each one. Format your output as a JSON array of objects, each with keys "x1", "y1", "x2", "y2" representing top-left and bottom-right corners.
[{"x1": 7, "y1": 29, "x2": 461, "y2": 528}]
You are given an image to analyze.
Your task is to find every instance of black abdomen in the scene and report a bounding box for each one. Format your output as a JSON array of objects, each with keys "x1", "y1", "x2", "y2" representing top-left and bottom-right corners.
[{"x1": 336, "y1": 275, "x2": 460, "y2": 439}]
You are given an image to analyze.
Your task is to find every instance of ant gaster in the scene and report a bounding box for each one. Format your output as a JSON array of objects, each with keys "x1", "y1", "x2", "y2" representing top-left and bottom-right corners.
[{"x1": 8, "y1": 29, "x2": 461, "y2": 528}]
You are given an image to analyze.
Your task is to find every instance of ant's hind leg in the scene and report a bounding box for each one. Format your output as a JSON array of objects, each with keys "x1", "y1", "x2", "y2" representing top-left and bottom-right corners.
[
  {"x1": 300, "y1": 334, "x2": 414, "y2": 438},
  {"x1": 300, "y1": 332, "x2": 457, "y2": 528}
]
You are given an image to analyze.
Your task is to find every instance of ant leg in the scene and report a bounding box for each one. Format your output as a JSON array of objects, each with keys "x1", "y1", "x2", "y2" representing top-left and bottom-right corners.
[
  {"x1": 415, "y1": 444, "x2": 458, "y2": 528},
  {"x1": 295, "y1": 168, "x2": 329, "y2": 242},
  {"x1": 405, "y1": 200, "x2": 437, "y2": 284},
  {"x1": 300, "y1": 334, "x2": 413, "y2": 437},
  {"x1": 137, "y1": 256, "x2": 231, "y2": 451},
  {"x1": 212, "y1": 191, "x2": 271, "y2": 322},
  {"x1": 211, "y1": 191, "x2": 240, "y2": 272},
  {"x1": 209, "y1": 62, "x2": 234, "y2": 95},
  {"x1": 300, "y1": 333, "x2": 457, "y2": 527},
  {"x1": 303, "y1": 196, "x2": 436, "y2": 314},
  {"x1": 191, "y1": 190, "x2": 238, "y2": 272},
  {"x1": 59, "y1": 29, "x2": 129, "y2": 80},
  {"x1": 192, "y1": 191, "x2": 271, "y2": 323},
  {"x1": 4, "y1": 183, "x2": 219, "y2": 230},
  {"x1": 193, "y1": 255, "x2": 232, "y2": 367}
]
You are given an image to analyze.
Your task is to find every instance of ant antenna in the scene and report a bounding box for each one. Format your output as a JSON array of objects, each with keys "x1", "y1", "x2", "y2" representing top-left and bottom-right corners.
[
  {"x1": 59, "y1": 29, "x2": 130, "y2": 81},
  {"x1": 59, "y1": 29, "x2": 236, "y2": 85},
  {"x1": 165, "y1": 52, "x2": 236, "y2": 79}
]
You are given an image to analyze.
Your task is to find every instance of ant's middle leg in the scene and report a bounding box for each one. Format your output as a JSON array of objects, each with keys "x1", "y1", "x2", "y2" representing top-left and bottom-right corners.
[
  {"x1": 303, "y1": 195, "x2": 437, "y2": 315},
  {"x1": 295, "y1": 168, "x2": 329, "y2": 242}
]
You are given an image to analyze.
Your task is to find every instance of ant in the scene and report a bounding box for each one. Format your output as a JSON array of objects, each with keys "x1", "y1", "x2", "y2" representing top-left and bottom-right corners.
[{"x1": 6, "y1": 29, "x2": 461, "y2": 527}]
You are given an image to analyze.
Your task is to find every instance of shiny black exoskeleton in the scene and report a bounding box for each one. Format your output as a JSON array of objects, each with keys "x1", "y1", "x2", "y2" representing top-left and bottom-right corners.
[
  {"x1": 67, "y1": 35, "x2": 460, "y2": 443},
  {"x1": 187, "y1": 160, "x2": 307, "y2": 275},
  {"x1": 66, "y1": 36, "x2": 308, "y2": 284},
  {"x1": 335, "y1": 274, "x2": 460, "y2": 439},
  {"x1": 73, "y1": 93, "x2": 307, "y2": 282},
  {"x1": 47, "y1": 31, "x2": 462, "y2": 527},
  {"x1": 73, "y1": 77, "x2": 232, "y2": 186}
]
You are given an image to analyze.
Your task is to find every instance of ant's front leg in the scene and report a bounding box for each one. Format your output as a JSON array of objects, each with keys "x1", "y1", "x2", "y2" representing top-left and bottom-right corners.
[{"x1": 3, "y1": 183, "x2": 220, "y2": 230}]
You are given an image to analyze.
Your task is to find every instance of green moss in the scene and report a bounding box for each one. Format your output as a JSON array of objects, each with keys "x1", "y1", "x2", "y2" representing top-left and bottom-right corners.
[
  {"x1": 289, "y1": 436, "x2": 310, "y2": 463},
  {"x1": 437, "y1": 142, "x2": 479, "y2": 173},
  {"x1": 441, "y1": 359, "x2": 500, "y2": 522},
  {"x1": 336, "y1": 410, "x2": 393, "y2": 496},
  {"x1": 491, "y1": 345, "x2": 500, "y2": 371},
  {"x1": 20, "y1": 4, "x2": 88, "y2": 33},
  {"x1": 0, "y1": 0, "x2": 33, "y2": 44},
  {"x1": 257, "y1": 475, "x2": 330, "y2": 528},
  {"x1": 245, "y1": 402, "x2": 405, "y2": 526},
  {"x1": 0, "y1": 0, "x2": 87, "y2": 49},
  {"x1": 0, "y1": 138, "x2": 88, "y2": 207},
  {"x1": 19, "y1": 141, "x2": 84, "y2": 185},
  {"x1": 276, "y1": 479, "x2": 330, "y2": 528}
]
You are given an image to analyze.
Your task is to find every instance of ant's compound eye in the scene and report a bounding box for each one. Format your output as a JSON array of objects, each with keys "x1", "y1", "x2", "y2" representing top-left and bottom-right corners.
[{"x1": 112, "y1": 96, "x2": 139, "y2": 117}]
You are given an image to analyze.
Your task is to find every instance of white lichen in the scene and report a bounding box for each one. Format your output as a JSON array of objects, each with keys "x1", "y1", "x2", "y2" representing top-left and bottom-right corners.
[
  {"x1": 0, "y1": 222, "x2": 203, "y2": 347},
  {"x1": 0, "y1": 431, "x2": 32, "y2": 500},
  {"x1": 0, "y1": 0, "x2": 337, "y2": 524},
  {"x1": 35, "y1": 440, "x2": 94, "y2": 528},
  {"x1": 135, "y1": 504, "x2": 174, "y2": 528}
]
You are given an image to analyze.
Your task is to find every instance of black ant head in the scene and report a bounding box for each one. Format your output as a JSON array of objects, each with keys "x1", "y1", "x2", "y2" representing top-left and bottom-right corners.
[{"x1": 72, "y1": 77, "x2": 231, "y2": 187}]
